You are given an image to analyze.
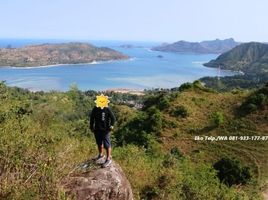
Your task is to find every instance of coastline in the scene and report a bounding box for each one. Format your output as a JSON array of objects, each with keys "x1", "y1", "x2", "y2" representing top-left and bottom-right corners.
[
  {"x1": 202, "y1": 65, "x2": 243, "y2": 76},
  {"x1": 0, "y1": 44, "x2": 238, "y2": 92},
  {"x1": 105, "y1": 88, "x2": 144, "y2": 95},
  {"x1": 1, "y1": 57, "x2": 132, "y2": 69}
]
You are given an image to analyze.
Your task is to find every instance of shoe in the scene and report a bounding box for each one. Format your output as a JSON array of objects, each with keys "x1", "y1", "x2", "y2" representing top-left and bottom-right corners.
[
  {"x1": 102, "y1": 159, "x2": 112, "y2": 168},
  {"x1": 94, "y1": 155, "x2": 106, "y2": 164},
  {"x1": 81, "y1": 163, "x2": 89, "y2": 169}
]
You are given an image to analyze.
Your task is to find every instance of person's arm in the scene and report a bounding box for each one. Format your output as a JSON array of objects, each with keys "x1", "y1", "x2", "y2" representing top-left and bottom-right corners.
[
  {"x1": 108, "y1": 107, "x2": 116, "y2": 128},
  {"x1": 89, "y1": 107, "x2": 96, "y2": 131}
]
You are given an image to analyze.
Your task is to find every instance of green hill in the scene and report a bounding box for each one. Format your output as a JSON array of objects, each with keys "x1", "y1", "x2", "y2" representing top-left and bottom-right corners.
[
  {"x1": 0, "y1": 81, "x2": 267, "y2": 199},
  {"x1": 201, "y1": 42, "x2": 268, "y2": 91},
  {"x1": 204, "y1": 42, "x2": 268, "y2": 74},
  {"x1": 0, "y1": 42, "x2": 129, "y2": 67}
]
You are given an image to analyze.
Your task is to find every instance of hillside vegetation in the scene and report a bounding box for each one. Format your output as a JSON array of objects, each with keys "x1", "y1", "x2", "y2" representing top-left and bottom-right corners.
[
  {"x1": 0, "y1": 43, "x2": 128, "y2": 67},
  {"x1": 201, "y1": 42, "x2": 268, "y2": 91},
  {"x1": 204, "y1": 42, "x2": 268, "y2": 73},
  {"x1": 0, "y1": 81, "x2": 267, "y2": 199}
]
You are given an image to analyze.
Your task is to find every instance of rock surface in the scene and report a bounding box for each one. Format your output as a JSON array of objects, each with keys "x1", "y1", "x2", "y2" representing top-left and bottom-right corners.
[{"x1": 63, "y1": 161, "x2": 133, "y2": 200}]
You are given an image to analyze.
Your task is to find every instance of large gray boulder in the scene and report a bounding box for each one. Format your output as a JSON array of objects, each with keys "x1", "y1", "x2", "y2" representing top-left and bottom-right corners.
[{"x1": 63, "y1": 161, "x2": 133, "y2": 200}]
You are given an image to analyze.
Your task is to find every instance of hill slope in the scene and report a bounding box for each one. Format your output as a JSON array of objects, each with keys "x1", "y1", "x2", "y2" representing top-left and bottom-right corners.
[
  {"x1": 0, "y1": 42, "x2": 129, "y2": 67},
  {"x1": 152, "y1": 38, "x2": 239, "y2": 54},
  {"x1": 201, "y1": 42, "x2": 268, "y2": 91},
  {"x1": 204, "y1": 42, "x2": 268, "y2": 74},
  {"x1": 0, "y1": 82, "x2": 267, "y2": 199},
  {"x1": 114, "y1": 81, "x2": 268, "y2": 199}
]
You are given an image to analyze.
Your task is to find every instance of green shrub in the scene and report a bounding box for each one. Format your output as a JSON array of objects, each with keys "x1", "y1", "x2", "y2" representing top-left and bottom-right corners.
[
  {"x1": 158, "y1": 96, "x2": 170, "y2": 110},
  {"x1": 114, "y1": 111, "x2": 150, "y2": 147},
  {"x1": 147, "y1": 106, "x2": 163, "y2": 134},
  {"x1": 213, "y1": 157, "x2": 252, "y2": 186},
  {"x1": 170, "y1": 147, "x2": 183, "y2": 159},
  {"x1": 170, "y1": 105, "x2": 189, "y2": 118},
  {"x1": 143, "y1": 93, "x2": 171, "y2": 111},
  {"x1": 240, "y1": 84, "x2": 268, "y2": 114},
  {"x1": 140, "y1": 185, "x2": 159, "y2": 200},
  {"x1": 114, "y1": 107, "x2": 163, "y2": 148},
  {"x1": 163, "y1": 119, "x2": 178, "y2": 129},
  {"x1": 179, "y1": 82, "x2": 192, "y2": 92},
  {"x1": 211, "y1": 111, "x2": 224, "y2": 127},
  {"x1": 245, "y1": 103, "x2": 258, "y2": 113}
]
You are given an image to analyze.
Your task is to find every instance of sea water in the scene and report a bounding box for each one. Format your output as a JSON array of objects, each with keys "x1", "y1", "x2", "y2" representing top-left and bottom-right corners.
[{"x1": 0, "y1": 39, "x2": 236, "y2": 91}]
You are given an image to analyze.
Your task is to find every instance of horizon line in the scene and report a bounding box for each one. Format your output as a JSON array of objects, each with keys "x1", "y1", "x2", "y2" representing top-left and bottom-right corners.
[{"x1": 0, "y1": 37, "x2": 266, "y2": 44}]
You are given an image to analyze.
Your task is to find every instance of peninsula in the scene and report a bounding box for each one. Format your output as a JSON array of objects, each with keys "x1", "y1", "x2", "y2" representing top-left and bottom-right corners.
[
  {"x1": 200, "y1": 42, "x2": 268, "y2": 91},
  {"x1": 204, "y1": 42, "x2": 268, "y2": 74},
  {"x1": 0, "y1": 42, "x2": 129, "y2": 67}
]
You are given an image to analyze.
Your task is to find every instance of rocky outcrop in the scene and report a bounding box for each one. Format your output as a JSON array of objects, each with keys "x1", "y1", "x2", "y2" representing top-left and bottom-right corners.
[{"x1": 63, "y1": 161, "x2": 133, "y2": 200}]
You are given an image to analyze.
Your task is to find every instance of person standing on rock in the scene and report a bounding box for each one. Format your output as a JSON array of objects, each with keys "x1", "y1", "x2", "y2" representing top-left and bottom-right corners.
[{"x1": 90, "y1": 94, "x2": 116, "y2": 168}]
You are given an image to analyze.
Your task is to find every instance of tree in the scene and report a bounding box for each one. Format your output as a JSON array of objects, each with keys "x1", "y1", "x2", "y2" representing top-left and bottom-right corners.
[{"x1": 213, "y1": 157, "x2": 252, "y2": 186}]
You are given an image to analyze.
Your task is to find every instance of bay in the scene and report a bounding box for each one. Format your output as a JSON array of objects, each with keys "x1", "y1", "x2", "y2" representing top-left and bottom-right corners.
[{"x1": 0, "y1": 39, "x2": 236, "y2": 91}]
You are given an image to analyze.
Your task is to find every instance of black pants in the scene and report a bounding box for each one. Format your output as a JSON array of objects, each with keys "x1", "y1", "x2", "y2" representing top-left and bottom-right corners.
[{"x1": 94, "y1": 130, "x2": 111, "y2": 149}]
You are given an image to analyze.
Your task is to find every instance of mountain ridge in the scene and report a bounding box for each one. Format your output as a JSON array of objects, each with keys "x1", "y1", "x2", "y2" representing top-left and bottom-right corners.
[{"x1": 152, "y1": 38, "x2": 239, "y2": 54}]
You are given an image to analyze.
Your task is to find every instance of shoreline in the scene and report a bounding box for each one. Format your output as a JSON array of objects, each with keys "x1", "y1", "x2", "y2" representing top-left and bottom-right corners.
[
  {"x1": 0, "y1": 57, "x2": 132, "y2": 69},
  {"x1": 202, "y1": 65, "x2": 244, "y2": 75},
  {"x1": 104, "y1": 88, "x2": 145, "y2": 95}
]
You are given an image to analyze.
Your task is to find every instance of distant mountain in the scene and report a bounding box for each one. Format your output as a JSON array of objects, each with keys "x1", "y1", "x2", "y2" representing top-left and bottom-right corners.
[
  {"x1": 152, "y1": 38, "x2": 239, "y2": 54},
  {"x1": 0, "y1": 42, "x2": 129, "y2": 67},
  {"x1": 204, "y1": 42, "x2": 268, "y2": 74}
]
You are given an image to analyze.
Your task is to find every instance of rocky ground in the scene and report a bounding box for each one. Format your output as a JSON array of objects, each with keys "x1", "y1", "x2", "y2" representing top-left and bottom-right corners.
[{"x1": 63, "y1": 160, "x2": 133, "y2": 200}]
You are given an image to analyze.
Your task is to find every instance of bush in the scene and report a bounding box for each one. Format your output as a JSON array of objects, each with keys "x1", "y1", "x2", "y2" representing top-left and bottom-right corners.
[
  {"x1": 158, "y1": 96, "x2": 170, "y2": 110},
  {"x1": 114, "y1": 106, "x2": 164, "y2": 147},
  {"x1": 240, "y1": 84, "x2": 268, "y2": 114},
  {"x1": 170, "y1": 105, "x2": 189, "y2": 118},
  {"x1": 140, "y1": 185, "x2": 159, "y2": 200},
  {"x1": 179, "y1": 82, "x2": 193, "y2": 92},
  {"x1": 245, "y1": 103, "x2": 257, "y2": 113},
  {"x1": 147, "y1": 106, "x2": 163, "y2": 134},
  {"x1": 143, "y1": 93, "x2": 172, "y2": 111},
  {"x1": 170, "y1": 147, "x2": 183, "y2": 159},
  {"x1": 163, "y1": 119, "x2": 178, "y2": 129},
  {"x1": 211, "y1": 112, "x2": 224, "y2": 127},
  {"x1": 213, "y1": 157, "x2": 252, "y2": 186}
]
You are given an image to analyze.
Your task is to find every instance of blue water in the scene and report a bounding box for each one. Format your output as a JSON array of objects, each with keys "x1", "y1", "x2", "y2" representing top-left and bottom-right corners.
[{"x1": 0, "y1": 39, "x2": 236, "y2": 91}]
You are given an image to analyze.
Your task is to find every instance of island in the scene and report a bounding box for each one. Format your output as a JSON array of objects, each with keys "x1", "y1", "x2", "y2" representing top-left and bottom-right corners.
[
  {"x1": 152, "y1": 38, "x2": 239, "y2": 54},
  {"x1": 0, "y1": 42, "x2": 129, "y2": 67}
]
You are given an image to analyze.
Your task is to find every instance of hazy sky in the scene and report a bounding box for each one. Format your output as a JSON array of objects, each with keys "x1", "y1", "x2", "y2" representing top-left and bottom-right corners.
[{"x1": 0, "y1": 0, "x2": 267, "y2": 42}]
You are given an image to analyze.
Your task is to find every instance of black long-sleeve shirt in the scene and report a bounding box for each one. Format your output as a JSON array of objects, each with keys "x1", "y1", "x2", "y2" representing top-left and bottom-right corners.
[{"x1": 90, "y1": 106, "x2": 116, "y2": 132}]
